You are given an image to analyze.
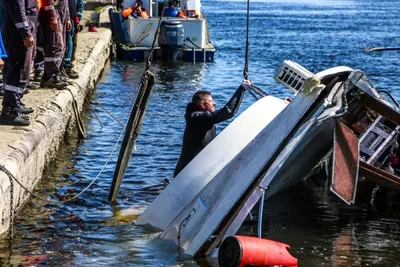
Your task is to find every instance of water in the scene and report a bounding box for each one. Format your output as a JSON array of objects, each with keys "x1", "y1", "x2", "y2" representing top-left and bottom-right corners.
[{"x1": 1, "y1": 0, "x2": 400, "y2": 266}]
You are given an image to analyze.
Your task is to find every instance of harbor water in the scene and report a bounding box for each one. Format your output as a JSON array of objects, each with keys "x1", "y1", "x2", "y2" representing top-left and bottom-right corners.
[{"x1": 1, "y1": 0, "x2": 400, "y2": 266}]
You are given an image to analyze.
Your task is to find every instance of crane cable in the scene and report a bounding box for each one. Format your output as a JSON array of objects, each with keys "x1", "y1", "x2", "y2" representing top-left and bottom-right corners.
[
  {"x1": 243, "y1": 0, "x2": 250, "y2": 81},
  {"x1": 242, "y1": 0, "x2": 268, "y2": 99}
]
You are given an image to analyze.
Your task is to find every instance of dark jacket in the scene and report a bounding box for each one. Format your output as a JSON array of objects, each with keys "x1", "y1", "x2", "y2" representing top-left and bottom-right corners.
[
  {"x1": 174, "y1": 86, "x2": 246, "y2": 177},
  {"x1": 0, "y1": 0, "x2": 37, "y2": 39},
  {"x1": 40, "y1": 0, "x2": 70, "y2": 22}
]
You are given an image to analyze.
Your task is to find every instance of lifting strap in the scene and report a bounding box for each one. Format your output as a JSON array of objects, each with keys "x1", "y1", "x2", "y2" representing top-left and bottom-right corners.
[{"x1": 109, "y1": 1, "x2": 168, "y2": 202}]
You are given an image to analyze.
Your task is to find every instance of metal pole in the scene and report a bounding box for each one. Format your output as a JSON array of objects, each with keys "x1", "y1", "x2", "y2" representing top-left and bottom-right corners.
[
  {"x1": 203, "y1": 49, "x2": 206, "y2": 62},
  {"x1": 193, "y1": 47, "x2": 195, "y2": 63},
  {"x1": 257, "y1": 190, "x2": 265, "y2": 238}
]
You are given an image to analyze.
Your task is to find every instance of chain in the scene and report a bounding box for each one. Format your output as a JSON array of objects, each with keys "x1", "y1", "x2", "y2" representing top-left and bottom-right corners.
[{"x1": 0, "y1": 165, "x2": 14, "y2": 241}]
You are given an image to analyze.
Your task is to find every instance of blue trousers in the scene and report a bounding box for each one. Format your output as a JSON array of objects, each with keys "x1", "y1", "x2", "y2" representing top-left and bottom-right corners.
[{"x1": 63, "y1": 25, "x2": 76, "y2": 70}]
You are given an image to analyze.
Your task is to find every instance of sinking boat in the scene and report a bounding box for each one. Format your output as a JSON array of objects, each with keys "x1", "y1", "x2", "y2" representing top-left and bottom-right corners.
[
  {"x1": 109, "y1": 0, "x2": 215, "y2": 62},
  {"x1": 137, "y1": 60, "x2": 400, "y2": 258}
]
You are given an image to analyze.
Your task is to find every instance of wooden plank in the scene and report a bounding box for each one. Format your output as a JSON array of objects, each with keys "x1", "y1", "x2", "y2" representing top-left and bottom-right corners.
[
  {"x1": 359, "y1": 161, "x2": 400, "y2": 191},
  {"x1": 360, "y1": 93, "x2": 400, "y2": 126},
  {"x1": 330, "y1": 120, "x2": 359, "y2": 205},
  {"x1": 109, "y1": 71, "x2": 155, "y2": 202}
]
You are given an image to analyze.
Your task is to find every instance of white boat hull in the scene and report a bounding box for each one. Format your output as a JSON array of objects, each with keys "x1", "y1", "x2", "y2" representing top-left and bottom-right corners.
[
  {"x1": 136, "y1": 96, "x2": 288, "y2": 230},
  {"x1": 159, "y1": 85, "x2": 327, "y2": 256}
]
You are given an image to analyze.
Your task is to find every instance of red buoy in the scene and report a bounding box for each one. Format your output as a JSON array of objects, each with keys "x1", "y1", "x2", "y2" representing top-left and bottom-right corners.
[{"x1": 218, "y1": 235, "x2": 298, "y2": 267}]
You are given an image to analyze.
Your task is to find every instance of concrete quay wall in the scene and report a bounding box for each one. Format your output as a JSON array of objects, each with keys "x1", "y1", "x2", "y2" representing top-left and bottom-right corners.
[{"x1": 0, "y1": 28, "x2": 112, "y2": 236}]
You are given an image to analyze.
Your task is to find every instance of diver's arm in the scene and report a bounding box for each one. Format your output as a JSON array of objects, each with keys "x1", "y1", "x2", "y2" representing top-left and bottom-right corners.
[
  {"x1": 190, "y1": 85, "x2": 246, "y2": 126},
  {"x1": 210, "y1": 85, "x2": 246, "y2": 124}
]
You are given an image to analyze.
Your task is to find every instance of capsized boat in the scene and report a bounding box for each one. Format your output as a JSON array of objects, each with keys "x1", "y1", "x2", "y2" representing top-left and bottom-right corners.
[
  {"x1": 109, "y1": 0, "x2": 215, "y2": 62},
  {"x1": 137, "y1": 60, "x2": 400, "y2": 258}
]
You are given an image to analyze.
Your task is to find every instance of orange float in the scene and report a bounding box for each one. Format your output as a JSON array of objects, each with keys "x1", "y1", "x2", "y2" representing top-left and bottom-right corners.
[{"x1": 218, "y1": 236, "x2": 298, "y2": 267}]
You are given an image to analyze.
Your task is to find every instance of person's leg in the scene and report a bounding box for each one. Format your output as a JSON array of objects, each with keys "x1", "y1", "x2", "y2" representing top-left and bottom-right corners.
[
  {"x1": 0, "y1": 17, "x2": 30, "y2": 126},
  {"x1": 22, "y1": 17, "x2": 38, "y2": 93},
  {"x1": 41, "y1": 7, "x2": 69, "y2": 89},
  {"x1": 62, "y1": 25, "x2": 78, "y2": 78},
  {"x1": 33, "y1": 23, "x2": 44, "y2": 82}
]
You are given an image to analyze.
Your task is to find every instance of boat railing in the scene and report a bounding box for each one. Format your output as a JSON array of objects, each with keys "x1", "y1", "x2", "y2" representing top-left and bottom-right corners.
[{"x1": 376, "y1": 89, "x2": 400, "y2": 109}]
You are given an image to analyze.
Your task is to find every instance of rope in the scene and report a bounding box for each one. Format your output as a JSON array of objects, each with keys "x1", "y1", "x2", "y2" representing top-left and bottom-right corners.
[
  {"x1": 0, "y1": 119, "x2": 126, "y2": 205},
  {"x1": 66, "y1": 88, "x2": 87, "y2": 139},
  {"x1": 185, "y1": 38, "x2": 201, "y2": 49},
  {"x1": 5, "y1": 166, "x2": 14, "y2": 242},
  {"x1": 243, "y1": 0, "x2": 250, "y2": 81},
  {"x1": 145, "y1": 0, "x2": 169, "y2": 70},
  {"x1": 239, "y1": 0, "x2": 269, "y2": 100},
  {"x1": 67, "y1": 79, "x2": 124, "y2": 126},
  {"x1": 85, "y1": 96, "x2": 104, "y2": 128}
]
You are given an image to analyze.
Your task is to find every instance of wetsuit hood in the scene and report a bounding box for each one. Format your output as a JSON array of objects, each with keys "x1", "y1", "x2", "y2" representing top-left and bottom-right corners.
[{"x1": 185, "y1": 102, "x2": 199, "y2": 120}]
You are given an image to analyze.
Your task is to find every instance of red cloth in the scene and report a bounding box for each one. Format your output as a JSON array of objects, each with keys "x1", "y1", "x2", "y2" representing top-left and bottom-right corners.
[{"x1": 389, "y1": 155, "x2": 398, "y2": 166}]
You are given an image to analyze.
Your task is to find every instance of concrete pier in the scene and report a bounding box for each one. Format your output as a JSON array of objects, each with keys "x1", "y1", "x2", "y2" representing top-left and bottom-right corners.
[{"x1": 0, "y1": 28, "x2": 112, "y2": 236}]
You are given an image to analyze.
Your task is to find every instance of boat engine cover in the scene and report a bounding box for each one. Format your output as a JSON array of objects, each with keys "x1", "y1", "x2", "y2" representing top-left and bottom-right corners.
[{"x1": 158, "y1": 21, "x2": 185, "y2": 48}]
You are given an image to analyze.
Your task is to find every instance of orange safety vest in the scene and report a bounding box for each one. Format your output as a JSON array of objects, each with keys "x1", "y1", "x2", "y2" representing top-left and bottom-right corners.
[
  {"x1": 122, "y1": 7, "x2": 149, "y2": 18},
  {"x1": 122, "y1": 7, "x2": 133, "y2": 18},
  {"x1": 38, "y1": 0, "x2": 52, "y2": 11},
  {"x1": 37, "y1": 0, "x2": 43, "y2": 10}
]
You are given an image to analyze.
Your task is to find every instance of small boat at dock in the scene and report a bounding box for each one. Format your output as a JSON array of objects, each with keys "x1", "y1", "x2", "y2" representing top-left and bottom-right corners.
[{"x1": 109, "y1": 0, "x2": 215, "y2": 62}]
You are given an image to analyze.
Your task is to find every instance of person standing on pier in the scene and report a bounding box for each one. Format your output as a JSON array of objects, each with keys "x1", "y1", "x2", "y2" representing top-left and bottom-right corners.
[
  {"x1": 62, "y1": 0, "x2": 83, "y2": 79},
  {"x1": 174, "y1": 85, "x2": 247, "y2": 177},
  {"x1": 39, "y1": 0, "x2": 71, "y2": 89},
  {"x1": 0, "y1": 0, "x2": 37, "y2": 126},
  {"x1": 0, "y1": 3, "x2": 6, "y2": 97}
]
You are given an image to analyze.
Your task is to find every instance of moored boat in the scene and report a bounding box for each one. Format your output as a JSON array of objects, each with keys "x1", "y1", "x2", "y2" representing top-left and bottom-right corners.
[{"x1": 109, "y1": 0, "x2": 215, "y2": 62}]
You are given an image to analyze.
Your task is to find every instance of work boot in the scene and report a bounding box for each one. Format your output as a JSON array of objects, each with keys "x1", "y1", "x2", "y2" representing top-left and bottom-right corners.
[
  {"x1": 33, "y1": 69, "x2": 44, "y2": 82},
  {"x1": 64, "y1": 68, "x2": 79, "y2": 79},
  {"x1": 40, "y1": 74, "x2": 69, "y2": 90},
  {"x1": 26, "y1": 82, "x2": 39, "y2": 90},
  {"x1": 0, "y1": 106, "x2": 30, "y2": 126},
  {"x1": 16, "y1": 105, "x2": 34, "y2": 114},
  {"x1": 60, "y1": 74, "x2": 70, "y2": 82}
]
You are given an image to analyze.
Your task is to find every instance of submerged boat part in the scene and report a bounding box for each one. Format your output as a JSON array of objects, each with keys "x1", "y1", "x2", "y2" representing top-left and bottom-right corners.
[{"x1": 330, "y1": 120, "x2": 359, "y2": 205}]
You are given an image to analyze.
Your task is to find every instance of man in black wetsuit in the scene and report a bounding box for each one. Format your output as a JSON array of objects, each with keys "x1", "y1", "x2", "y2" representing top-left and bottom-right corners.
[{"x1": 174, "y1": 85, "x2": 247, "y2": 177}]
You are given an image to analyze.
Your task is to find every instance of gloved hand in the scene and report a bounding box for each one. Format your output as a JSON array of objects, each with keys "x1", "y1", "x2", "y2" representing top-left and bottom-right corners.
[{"x1": 74, "y1": 16, "x2": 82, "y2": 32}]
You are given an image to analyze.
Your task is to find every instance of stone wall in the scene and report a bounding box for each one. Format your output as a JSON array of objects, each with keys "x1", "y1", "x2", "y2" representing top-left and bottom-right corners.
[{"x1": 0, "y1": 29, "x2": 112, "y2": 237}]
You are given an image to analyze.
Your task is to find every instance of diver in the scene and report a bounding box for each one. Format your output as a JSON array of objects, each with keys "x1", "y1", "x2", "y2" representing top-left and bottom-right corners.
[{"x1": 173, "y1": 84, "x2": 248, "y2": 177}]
